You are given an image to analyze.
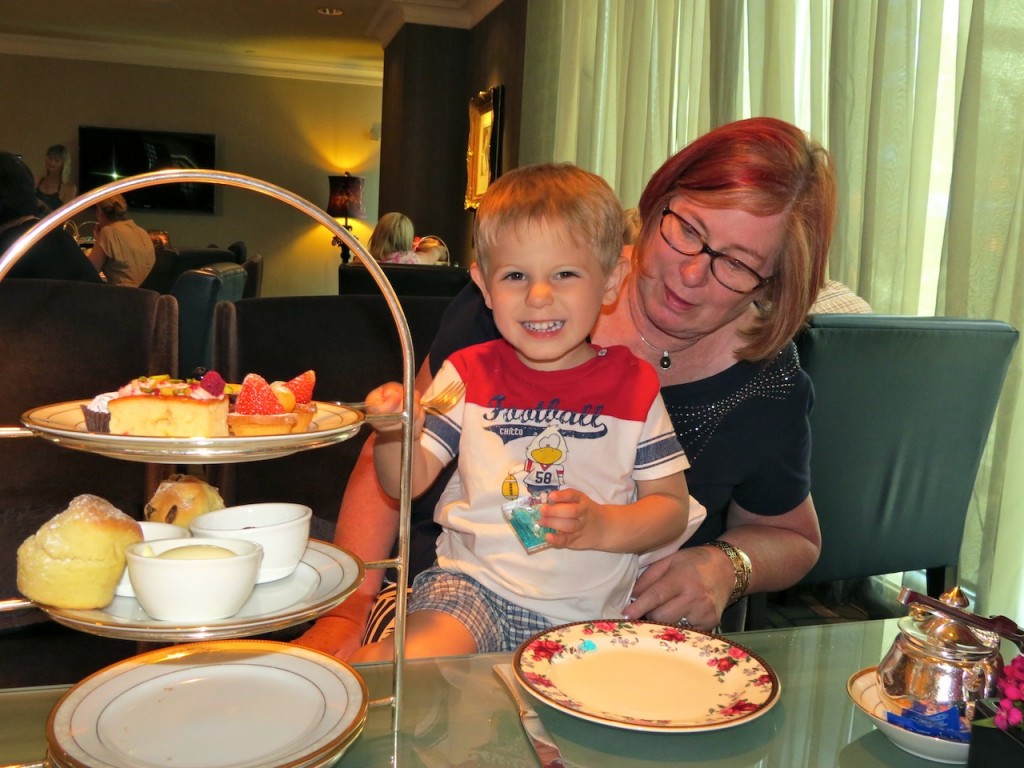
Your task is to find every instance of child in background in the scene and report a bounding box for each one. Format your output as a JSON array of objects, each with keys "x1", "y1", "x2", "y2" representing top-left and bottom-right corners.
[
  {"x1": 351, "y1": 163, "x2": 700, "y2": 661},
  {"x1": 368, "y1": 212, "x2": 418, "y2": 264}
]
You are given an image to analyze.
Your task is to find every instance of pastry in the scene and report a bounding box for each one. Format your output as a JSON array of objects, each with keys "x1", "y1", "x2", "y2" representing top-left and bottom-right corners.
[
  {"x1": 227, "y1": 370, "x2": 317, "y2": 436},
  {"x1": 107, "y1": 372, "x2": 230, "y2": 437},
  {"x1": 16, "y1": 494, "x2": 144, "y2": 609},
  {"x1": 144, "y1": 473, "x2": 226, "y2": 527},
  {"x1": 81, "y1": 391, "x2": 116, "y2": 433}
]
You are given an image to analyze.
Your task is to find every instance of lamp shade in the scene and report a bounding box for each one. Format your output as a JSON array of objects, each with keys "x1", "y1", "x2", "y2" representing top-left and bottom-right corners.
[{"x1": 326, "y1": 173, "x2": 367, "y2": 219}]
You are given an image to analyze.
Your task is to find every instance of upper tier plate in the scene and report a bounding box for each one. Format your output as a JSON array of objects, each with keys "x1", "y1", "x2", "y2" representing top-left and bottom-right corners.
[{"x1": 21, "y1": 399, "x2": 364, "y2": 463}]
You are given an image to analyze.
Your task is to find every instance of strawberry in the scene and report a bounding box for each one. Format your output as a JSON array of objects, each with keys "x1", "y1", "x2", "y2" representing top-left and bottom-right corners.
[
  {"x1": 198, "y1": 370, "x2": 226, "y2": 397},
  {"x1": 234, "y1": 373, "x2": 285, "y2": 415},
  {"x1": 284, "y1": 370, "x2": 316, "y2": 404}
]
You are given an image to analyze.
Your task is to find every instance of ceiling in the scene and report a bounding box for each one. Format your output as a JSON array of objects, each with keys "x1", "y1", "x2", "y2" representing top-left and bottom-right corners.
[{"x1": 0, "y1": 0, "x2": 502, "y2": 85}]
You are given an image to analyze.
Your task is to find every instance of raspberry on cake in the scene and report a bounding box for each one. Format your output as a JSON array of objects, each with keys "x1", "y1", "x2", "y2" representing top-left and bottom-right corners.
[
  {"x1": 227, "y1": 371, "x2": 317, "y2": 436},
  {"x1": 107, "y1": 374, "x2": 230, "y2": 438}
]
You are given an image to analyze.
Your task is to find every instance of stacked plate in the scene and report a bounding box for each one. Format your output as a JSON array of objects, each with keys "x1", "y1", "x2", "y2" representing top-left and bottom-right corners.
[{"x1": 46, "y1": 640, "x2": 367, "y2": 768}]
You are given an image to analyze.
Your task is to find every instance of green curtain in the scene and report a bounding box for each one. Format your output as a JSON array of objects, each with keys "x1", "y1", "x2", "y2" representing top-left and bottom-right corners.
[
  {"x1": 943, "y1": 0, "x2": 1024, "y2": 619},
  {"x1": 523, "y1": 0, "x2": 1024, "y2": 619}
]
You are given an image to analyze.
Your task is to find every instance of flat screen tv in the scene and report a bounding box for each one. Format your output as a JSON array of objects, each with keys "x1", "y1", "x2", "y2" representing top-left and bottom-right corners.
[{"x1": 78, "y1": 126, "x2": 217, "y2": 214}]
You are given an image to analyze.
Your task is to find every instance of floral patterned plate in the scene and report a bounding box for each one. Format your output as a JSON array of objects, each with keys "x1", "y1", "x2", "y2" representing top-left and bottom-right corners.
[{"x1": 512, "y1": 620, "x2": 780, "y2": 732}]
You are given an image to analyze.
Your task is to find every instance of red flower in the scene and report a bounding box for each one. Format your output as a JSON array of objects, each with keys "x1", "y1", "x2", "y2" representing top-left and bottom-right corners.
[
  {"x1": 720, "y1": 699, "x2": 759, "y2": 716},
  {"x1": 592, "y1": 620, "x2": 620, "y2": 632},
  {"x1": 522, "y1": 671, "x2": 556, "y2": 689},
  {"x1": 528, "y1": 639, "x2": 564, "y2": 662},
  {"x1": 654, "y1": 627, "x2": 688, "y2": 643},
  {"x1": 727, "y1": 646, "x2": 748, "y2": 660}
]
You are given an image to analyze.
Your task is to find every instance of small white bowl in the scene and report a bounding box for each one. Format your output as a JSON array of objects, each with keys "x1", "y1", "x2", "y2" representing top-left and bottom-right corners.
[
  {"x1": 188, "y1": 503, "x2": 312, "y2": 583},
  {"x1": 125, "y1": 537, "x2": 262, "y2": 622},
  {"x1": 848, "y1": 667, "x2": 970, "y2": 764},
  {"x1": 115, "y1": 521, "x2": 192, "y2": 598}
]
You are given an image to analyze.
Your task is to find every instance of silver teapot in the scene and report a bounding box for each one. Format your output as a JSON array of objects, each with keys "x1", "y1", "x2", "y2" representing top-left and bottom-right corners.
[{"x1": 877, "y1": 586, "x2": 1003, "y2": 717}]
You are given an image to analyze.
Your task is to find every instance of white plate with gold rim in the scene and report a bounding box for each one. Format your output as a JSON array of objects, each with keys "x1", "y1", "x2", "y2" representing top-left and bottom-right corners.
[
  {"x1": 47, "y1": 640, "x2": 366, "y2": 768},
  {"x1": 21, "y1": 399, "x2": 363, "y2": 463},
  {"x1": 848, "y1": 667, "x2": 970, "y2": 764},
  {"x1": 513, "y1": 620, "x2": 779, "y2": 732},
  {"x1": 36, "y1": 540, "x2": 363, "y2": 642}
]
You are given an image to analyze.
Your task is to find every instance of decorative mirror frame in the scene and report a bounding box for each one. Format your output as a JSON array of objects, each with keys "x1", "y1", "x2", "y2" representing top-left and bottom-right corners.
[{"x1": 465, "y1": 85, "x2": 504, "y2": 209}]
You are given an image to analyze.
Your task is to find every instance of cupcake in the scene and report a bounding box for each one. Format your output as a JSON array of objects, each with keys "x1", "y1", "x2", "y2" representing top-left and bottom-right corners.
[{"x1": 81, "y1": 392, "x2": 116, "y2": 433}]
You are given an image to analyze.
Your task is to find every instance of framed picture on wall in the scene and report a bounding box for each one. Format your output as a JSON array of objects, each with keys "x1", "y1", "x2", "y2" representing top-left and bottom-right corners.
[{"x1": 465, "y1": 85, "x2": 505, "y2": 209}]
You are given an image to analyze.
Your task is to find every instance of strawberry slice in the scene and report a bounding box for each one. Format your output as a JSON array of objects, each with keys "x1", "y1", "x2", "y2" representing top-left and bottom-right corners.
[
  {"x1": 284, "y1": 370, "x2": 316, "y2": 404},
  {"x1": 234, "y1": 373, "x2": 285, "y2": 415}
]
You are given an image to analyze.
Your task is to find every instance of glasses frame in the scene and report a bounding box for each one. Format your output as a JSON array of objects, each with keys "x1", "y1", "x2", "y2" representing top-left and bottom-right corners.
[{"x1": 659, "y1": 207, "x2": 772, "y2": 295}]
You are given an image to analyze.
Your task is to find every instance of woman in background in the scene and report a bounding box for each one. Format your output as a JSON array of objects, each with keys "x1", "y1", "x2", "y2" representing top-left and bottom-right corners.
[
  {"x1": 368, "y1": 212, "x2": 419, "y2": 264},
  {"x1": 35, "y1": 144, "x2": 77, "y2": 212},
  {"x1": 88, "y1": 194, "x2": 155, "y2": 286},
  {"x1": 0, "y1": 151, "x2": 100, "y2": 282}
]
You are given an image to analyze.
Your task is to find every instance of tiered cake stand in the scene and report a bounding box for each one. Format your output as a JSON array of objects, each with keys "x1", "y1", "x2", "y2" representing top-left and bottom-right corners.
[{"x1": 0, "y1": 170, "x2": 418, "y2": 743}]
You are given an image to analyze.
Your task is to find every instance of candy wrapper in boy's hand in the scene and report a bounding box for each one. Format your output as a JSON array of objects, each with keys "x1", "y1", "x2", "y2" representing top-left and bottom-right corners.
[{"x1": 503, "y1": 493, "x2": 555, "y2": 554}]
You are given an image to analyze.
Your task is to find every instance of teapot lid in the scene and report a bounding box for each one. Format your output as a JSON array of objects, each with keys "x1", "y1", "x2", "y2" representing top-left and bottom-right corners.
[{"x1": 899, "y1": 586, "x2": 1001, "y2": 656}]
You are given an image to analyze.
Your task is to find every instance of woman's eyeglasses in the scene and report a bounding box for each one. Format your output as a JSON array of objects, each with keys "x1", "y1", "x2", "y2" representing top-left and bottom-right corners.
[{"x1": 659, "y1": 207, "x2": 772, "y2": 294}]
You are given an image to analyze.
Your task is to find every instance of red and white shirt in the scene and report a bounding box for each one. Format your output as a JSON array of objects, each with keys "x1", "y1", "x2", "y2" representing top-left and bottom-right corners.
[{"x1": 420, "y1": 339, "x2": 690, "y2": 625}]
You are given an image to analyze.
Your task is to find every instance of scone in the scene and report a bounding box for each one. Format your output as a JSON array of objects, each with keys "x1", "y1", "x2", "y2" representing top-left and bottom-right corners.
[
  {"x1": 17, "y1": 495, "x2": 144, "y2": 609},
  {"x1": 144, "y1": 473, "x2": 226, "y2": 527}
]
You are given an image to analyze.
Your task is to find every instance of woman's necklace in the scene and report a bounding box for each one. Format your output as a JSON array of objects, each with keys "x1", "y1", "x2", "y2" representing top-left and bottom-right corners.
[{"x1": 628, "y1": 294, "x2": 701, "y2": 369}]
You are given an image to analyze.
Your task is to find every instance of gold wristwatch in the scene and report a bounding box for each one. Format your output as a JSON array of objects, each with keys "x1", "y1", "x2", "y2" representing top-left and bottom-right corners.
[{"x1": 706, "y1": 540, "x2": 752, "y2": 606}]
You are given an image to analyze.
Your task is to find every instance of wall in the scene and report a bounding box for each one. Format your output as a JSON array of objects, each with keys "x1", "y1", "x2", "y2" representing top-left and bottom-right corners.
[
  {"x1": 378, "y1": 0, "x2": 527, "y2": 266},
  {"x1": 0, "y1": 54, "x2": 382, "y2": 296}
]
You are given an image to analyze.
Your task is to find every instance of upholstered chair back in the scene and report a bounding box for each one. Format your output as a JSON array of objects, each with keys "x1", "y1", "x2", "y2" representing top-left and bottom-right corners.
[
  {"x1": 210, "y1": 294, "x2": 455, "y2": 538},
  {"x1": 796, "y1": 314, "x2": 1018, "y2": 593},
  {"x1": 0, "y1": 279, "x2": 177, "y2": 626}
]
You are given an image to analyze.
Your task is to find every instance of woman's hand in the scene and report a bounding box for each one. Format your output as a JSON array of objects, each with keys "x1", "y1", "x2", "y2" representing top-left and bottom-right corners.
[{"x1": 623, "y1": 545, "x2": 733, "y2": 630}]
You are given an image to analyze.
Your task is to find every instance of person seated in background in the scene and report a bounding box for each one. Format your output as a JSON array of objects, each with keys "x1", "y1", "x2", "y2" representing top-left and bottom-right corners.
[
  {"x1": 34, "y1": 144, "x2": 78, "y2": 212},
  {"x1": 87, "y1": 194, "x2": 156, "y2": 286},
  {"x1": 810, "y1": 278, "x2": 872, "y2": 314},
  {"x1": 413, "y1": 235, "x2": 450, "y2": 265},
  {"x1": 350, "y1": 163, "x2": 694, "y2": 661},
  {"x1": 0, "y1": 151, "x2": 101, "y2": 283},
  {"x1": 368, "y1": 212, "x2": 419, "y2": 264}
]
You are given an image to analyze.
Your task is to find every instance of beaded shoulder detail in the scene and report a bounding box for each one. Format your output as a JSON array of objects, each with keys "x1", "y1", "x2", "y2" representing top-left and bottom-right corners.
[{"x1": 665, "y1": 347, "x2": 801, "y2": 461}]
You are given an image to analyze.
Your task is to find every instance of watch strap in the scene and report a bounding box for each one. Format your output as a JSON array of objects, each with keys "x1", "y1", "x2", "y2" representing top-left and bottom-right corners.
[{"x1": 706, "y1": 539, "x2": 752, "y2": 606}]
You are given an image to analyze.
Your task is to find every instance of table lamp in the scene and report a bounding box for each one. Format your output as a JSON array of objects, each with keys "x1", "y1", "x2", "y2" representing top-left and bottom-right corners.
[{"x1": 326, "y1": 172, "x2": 367, "y2": 263}]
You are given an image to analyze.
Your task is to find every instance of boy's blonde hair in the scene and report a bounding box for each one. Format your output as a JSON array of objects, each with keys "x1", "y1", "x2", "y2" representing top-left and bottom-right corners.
[{"x1": 474, "y1": 163, "x2": 623, "y2": 276}]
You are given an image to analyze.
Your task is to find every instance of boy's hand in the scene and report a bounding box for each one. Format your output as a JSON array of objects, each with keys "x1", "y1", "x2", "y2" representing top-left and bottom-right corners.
[
  {"x1": 364, "y1": 382, "x2": 423, "y2": 434},
  {"x1": 539, "y1": 488, "x2": 605, "y2": 550}
]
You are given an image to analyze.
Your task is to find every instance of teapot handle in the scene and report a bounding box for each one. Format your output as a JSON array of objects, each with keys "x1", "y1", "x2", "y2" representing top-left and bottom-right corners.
[{"x1": 899, "y1": 588, "x2": 1024, "y2": 651}]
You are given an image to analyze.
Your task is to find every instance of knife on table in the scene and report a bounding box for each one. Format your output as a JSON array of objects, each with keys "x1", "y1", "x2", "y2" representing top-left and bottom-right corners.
[{"x1": 494, "y1": 663, "x2": 566, "y2": 768}]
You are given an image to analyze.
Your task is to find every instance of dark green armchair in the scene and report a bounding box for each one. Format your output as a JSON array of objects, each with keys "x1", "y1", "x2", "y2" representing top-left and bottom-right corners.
[{"x1": 794, "y1": 314, "x2": 1018, "y2": 595}]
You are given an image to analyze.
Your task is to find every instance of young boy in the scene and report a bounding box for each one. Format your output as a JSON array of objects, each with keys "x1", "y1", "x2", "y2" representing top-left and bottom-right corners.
[{"x1": 351, "y1": 163, "x2": 698, "y2": 661}]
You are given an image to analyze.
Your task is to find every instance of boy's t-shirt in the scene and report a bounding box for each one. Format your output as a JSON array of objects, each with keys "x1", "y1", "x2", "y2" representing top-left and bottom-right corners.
[{"x1": 420, "y1": 338, "x2": 689, "y2": 625}]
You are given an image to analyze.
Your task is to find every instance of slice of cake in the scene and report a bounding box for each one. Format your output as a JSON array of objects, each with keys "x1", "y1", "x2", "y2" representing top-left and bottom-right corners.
[{"x1": 107, "y1": 372, "x2": 230, "y2": 437}]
